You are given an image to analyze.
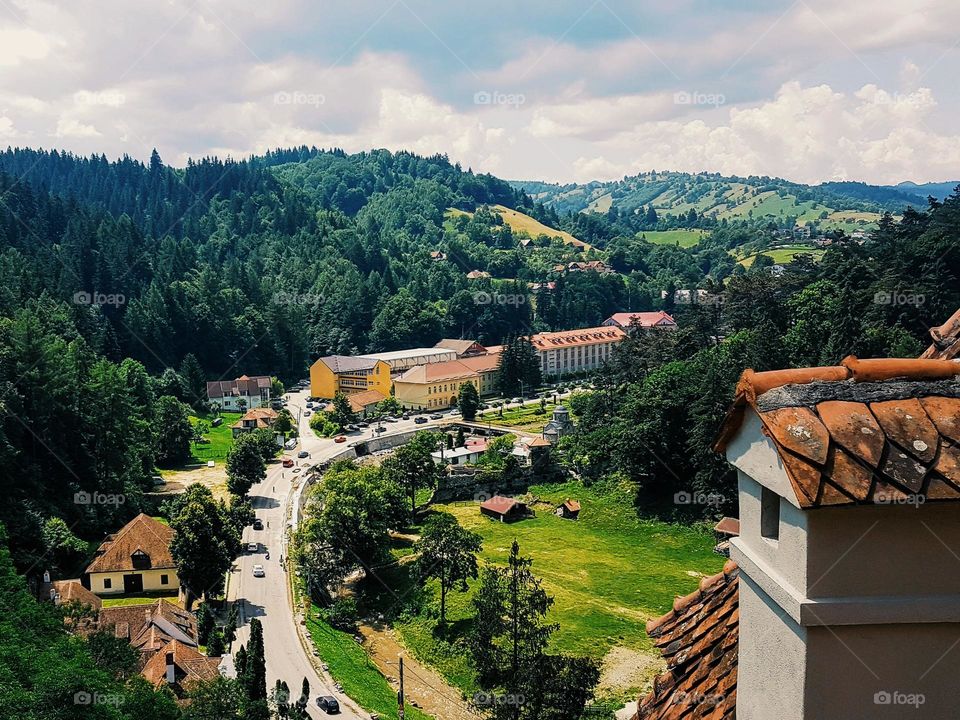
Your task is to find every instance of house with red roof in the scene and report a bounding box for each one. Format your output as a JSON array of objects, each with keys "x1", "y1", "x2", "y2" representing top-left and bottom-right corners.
[
  {"x1": 479, "y1": 495, "x2": 529, "y2": 522},
  {"x1": 603, "y1": 311, "x2": 677, "y2": 332}
]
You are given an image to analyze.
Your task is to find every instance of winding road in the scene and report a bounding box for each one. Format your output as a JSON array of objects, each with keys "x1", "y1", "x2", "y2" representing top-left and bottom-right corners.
[{"x1": 226, "y1": 386, "x2": 578, "y2": 717}]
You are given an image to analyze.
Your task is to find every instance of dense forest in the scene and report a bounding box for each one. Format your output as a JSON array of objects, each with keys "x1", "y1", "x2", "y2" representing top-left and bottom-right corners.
[{"x1": 0, "y1": 144, "x2": 957, "y2": 560}]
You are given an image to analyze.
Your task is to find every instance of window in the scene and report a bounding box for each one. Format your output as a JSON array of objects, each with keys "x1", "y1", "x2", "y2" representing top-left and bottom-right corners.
[
  {"x1": 160, "y1": 574, "x2": 169, "y2": 585},
  {"x1": 103, "y1": 578, "x2": 112, "y2": 589},
  {"x1": 760, "y1": 486, "x2": 780, "y2": 541}
]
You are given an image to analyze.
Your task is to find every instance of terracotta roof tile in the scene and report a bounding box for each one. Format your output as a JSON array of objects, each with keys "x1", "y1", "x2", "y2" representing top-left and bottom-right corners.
[
  {"x1": 716, "y1": 356, "x2": 960, "y2": 508},
  {"x1": 140, "y1": 639, "x2": 220, "y2": 696},
  {"x1": 636, "y1": 562, "x2": 738, "y2": 720},
  {"x1": 86, "y1": 514, "x2": 176, "y2": 574}
]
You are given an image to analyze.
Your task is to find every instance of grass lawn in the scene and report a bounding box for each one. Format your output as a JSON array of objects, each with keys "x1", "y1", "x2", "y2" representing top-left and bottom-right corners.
[
  {"x1": 305, "y1": 612, "x2": 432, "y2": 720},
  {"x1": 189, "y1": 412, "x2": 241, "y2": 462},
  {"x1": 479, "y1": 402, "x2": 558, "y2": 433},
  {"x1": 638, "y1": 229, "x2": 706, "y2": 248},
  {"x1": 738, "y1": 246, "x2": 825, "y2": 267},
  {"x1": 101, "y1": 590, "x2": 181, "y2": 608},
  {"x1": 359, "y1": 479, "x2": 724, "y2": 701}
]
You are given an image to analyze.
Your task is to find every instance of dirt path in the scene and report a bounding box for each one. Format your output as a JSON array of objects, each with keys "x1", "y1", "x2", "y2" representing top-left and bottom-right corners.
[{"x1": 358, "y1": 622, "x2": 479, "y2": 720}]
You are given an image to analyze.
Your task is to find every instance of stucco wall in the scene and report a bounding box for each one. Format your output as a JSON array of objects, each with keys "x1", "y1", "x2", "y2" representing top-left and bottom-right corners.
[
  {"x1": 89, "y1": 568, "x2": 179, "y2": 595},
  {"x1": 737, "y1": 574, "x2": 807, "y2": 720}
]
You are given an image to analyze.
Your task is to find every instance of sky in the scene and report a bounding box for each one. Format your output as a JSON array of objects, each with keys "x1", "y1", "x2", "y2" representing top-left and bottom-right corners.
[{"x1": 1, "y1": 0, "x2": 958, "y2": 185}]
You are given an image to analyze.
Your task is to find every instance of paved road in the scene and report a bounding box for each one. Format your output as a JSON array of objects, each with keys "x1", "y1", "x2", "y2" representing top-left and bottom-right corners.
[{"x1": 226, "y1": 385, "x2": 581, "y2": 717}]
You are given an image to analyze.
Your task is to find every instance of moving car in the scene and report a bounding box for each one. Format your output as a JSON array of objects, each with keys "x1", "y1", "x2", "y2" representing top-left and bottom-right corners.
[
  {"x1": 247, "y1": 542, "x2": 258, "y2": 552},
  {"x1": 252, "y1": 519, "x2": 263, "y2": 530},
  {"x1": 374, "y1": 426, "x2": 386, "y2": 434},
  {"x1": 252, "y1": 564, "x2": 265, "y2": 577},
  {"x1": 298, "y1": 450, "x2": 309, "y2": 458},
  {"x1": 414, "y1": 416, "x2": 427, "y2": 424},
  {"x1": 429, "y1": 413, "x2": 442, "y2": 420},
  {"x1": 282, "y1": 458, "x2": 294, "y2": 468},
  {"x1": 334, "y1": 435, "x2": 346, "y2": 443},
  {"x1": 316, "y1": 697, "x2": 340, "y2": 714}
]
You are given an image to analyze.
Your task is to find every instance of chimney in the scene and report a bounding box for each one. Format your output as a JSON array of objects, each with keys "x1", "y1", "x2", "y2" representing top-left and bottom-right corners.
[
  {"x1": 720, "y1": 369, "x2": 960, "y2": 719},
  {"x1": 165, "y1": 652, "x2": 175, "y2": 684}
]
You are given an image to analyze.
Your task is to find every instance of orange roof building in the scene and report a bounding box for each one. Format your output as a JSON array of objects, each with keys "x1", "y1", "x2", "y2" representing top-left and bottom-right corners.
[
  {"x1": 394, "y1": 353, "x2": 501, "y2": 410},
  {"x1": 85, "y1": 514, "x2": 179, "y2": 597}
]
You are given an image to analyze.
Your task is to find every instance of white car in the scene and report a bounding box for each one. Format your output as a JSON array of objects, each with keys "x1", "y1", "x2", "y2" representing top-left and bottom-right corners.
[
  {"x1": 247, "y1": 542, "x2": 258, "y2": 552},
  {"x1": 252, "y1": 564, "x2": 265, "y2": 577}
]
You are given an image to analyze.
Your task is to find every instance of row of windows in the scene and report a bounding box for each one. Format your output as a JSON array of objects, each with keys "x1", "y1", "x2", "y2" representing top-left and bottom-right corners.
[{"x1": 101, "y1": 574, "x2": 169, "y2": 590}]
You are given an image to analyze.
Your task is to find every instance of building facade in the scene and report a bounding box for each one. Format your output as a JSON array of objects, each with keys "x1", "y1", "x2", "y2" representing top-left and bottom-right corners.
[
  {"x1": 85, "y1": 514, "x2": 179, "y2": 596},
  {"x1": 393, "y1": 353, "x2": 500, "y2": 409},
  {"x1": 206, "y1": 375, "x2": 272, "y2": 411},
  {"x1": 529, "y1": 325, "x2": 625, "y2": 378},
  {"x1": 309, "y1": 355, "x2": 392, "y2": 399},
  {"x1": 359, "y1": 347, "x2": 458, "y2": 372}
]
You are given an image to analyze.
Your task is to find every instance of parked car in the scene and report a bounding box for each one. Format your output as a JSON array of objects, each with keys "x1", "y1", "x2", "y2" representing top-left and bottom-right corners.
[
  {"x1": 252, "y1": 564, "x2": 265, "y2": 577},
  {"x1": 384, "y1": 416, "x2": 398, "y2": 423},
  {"x1": 429, "y1": 413, "x2": 443, "y2": 420},
  {"x1": 414, "y1": 416, "x2": 427, "y2": 424},
  {"x1": 304, "y1": 410, "x2": 312, "y2": 417},
  {"x1": 252, "y1": 519, "x2": 263, "y2": 530},
  {"x1": 511, "y1": 397, "x2": 522, "y2": 403},
  {"x1": 334, "y1": 436, "x2": 346, "y2": 443},
  {"x1": 247, "y1": 542, "x2": 258, "y2": 553},
  {"x1": 345, "y1": 424, "x2": 359, "y2": 432},
  {"x1": 358, "y1": 420, "x2": 369, "y2": 428},
  {"x1": 298, "y1": 450, "x2": 309, "y2": 458},
  {"x1": 374, "y1": 426, "x2": 386, "y2": 434},
  {"x1": 449, "y1": 408, "x2": 460, "y2": 415},
  {"x1": 316, "y1": 696, "x2": 340, "y2": 714},
  {"x1": 282, "y1": 458, "x2": 294, "y2": 468},
  {"x1": 401, "y1": 412, "x2": 410, "y2": 420}
]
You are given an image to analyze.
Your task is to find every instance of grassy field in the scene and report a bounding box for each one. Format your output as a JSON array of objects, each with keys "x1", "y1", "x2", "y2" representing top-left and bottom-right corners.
[
  {"x1": 479, "y1": 402, "x2": 558, "y2": 433},
  {"x1": 638, "y1": 229, "x2": 706, "y2": 248},
  {"x1": 446, "y1": 206, "x2": 589, "y2": 250},
  {"x1": 737, "y1": 246, "x2": 826, "y2": 267},
  {"x1": 189, "y1": 412, "x2": 241, "y2": 462},
  {"x1": 306, "y1": 612, "x2": 432, "y2": 720},
  {"x1": 358, "y1": 479, "x2": 724, "y2": 701}
]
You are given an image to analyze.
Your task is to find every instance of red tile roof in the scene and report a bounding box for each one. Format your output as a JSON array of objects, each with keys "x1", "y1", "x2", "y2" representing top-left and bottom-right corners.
[
  {"x1": 479, "y1": 496, "x2": 520, "y2": 515},
  {"x1": 714, "y1": 356, "x2": 960, "y2": 508},
  {"x1": 206, "y1": 375, "x2": 270, "y2": 398},
  {"x1": 141, "y1": 640, "x2": 221, "y2": 696},
  {"x1": 713, "y1": 517, "x2": 740, "y2": 536},
  {"x1": 605, "y1": 311, "x2": 677, "y2": 329},
  {"x1": 529, "y1": 325, "x2": 625, "y2": 350},
  {"x1": 636, "y1": 561, "x2": 739, "y2": 720},
  {"x1": 86, "y1": 514, "x2": 176, "y2": 574}
]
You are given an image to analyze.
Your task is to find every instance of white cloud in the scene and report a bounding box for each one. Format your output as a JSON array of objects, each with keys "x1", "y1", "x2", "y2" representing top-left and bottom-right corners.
[
  {"x1": 0, "y1": 116, "x2": 16, "y2": 137},
  {"x1": 0, "y1": 27, "x2": 54, "y2": 66},
  {"x1": 55, "y1": 117, "x2": 101, "y2": 138}
]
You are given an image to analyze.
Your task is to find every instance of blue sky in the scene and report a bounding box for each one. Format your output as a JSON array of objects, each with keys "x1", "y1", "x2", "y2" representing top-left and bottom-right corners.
[{"x1": 1, "y1": 0, "x2": 958, "y2": 184}]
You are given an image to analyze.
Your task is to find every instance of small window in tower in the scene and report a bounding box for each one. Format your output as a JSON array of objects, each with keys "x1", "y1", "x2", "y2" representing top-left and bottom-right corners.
[{"x1": 760, "y1": 486, "x2": 780, "y2": 541}]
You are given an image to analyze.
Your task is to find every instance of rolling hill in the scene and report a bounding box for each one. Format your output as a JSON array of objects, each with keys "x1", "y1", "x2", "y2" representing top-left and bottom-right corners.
[{"x1": 512, "y1": 172, "x2": 936, "y2": 230}]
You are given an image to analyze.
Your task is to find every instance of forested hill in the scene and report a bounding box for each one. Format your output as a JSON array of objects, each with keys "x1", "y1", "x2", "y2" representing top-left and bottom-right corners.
[{"x1": 512, "y1": 171, "x2": 933, "y2": 229}]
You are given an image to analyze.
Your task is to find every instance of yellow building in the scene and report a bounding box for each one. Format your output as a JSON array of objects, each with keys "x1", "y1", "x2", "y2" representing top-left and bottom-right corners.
[
  {"x1": 309, "y1": 355, "x2": 392, "y2": 399},
  {"x1": 85, "y1": 514, "x2": 179, "y2": 596},
  {"x1": 394, "y1": 353, "x2": 501, "y2": 409}
]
